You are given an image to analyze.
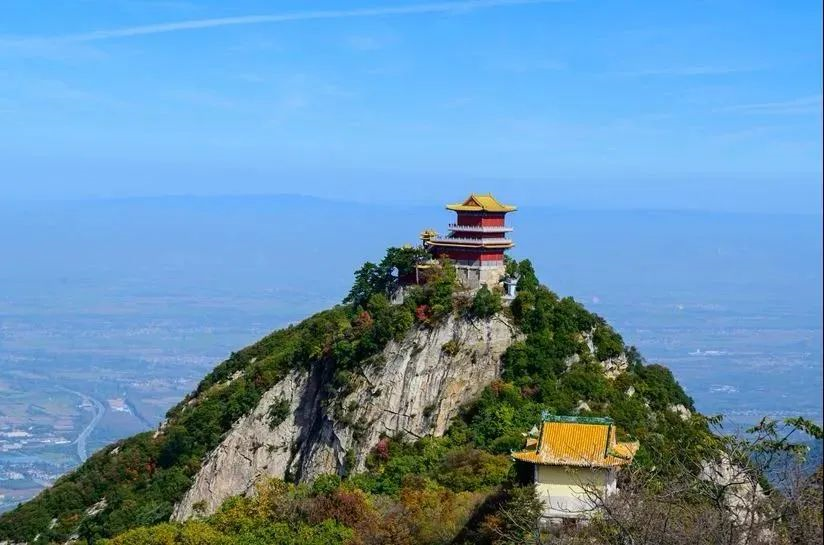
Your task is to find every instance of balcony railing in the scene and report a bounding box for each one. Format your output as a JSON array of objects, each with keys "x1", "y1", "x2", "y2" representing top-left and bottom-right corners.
[
  {"x1": 448, "y1": 223, "x2": 513, "y2": 232},
  {"x1": 429, "y1": 236, "x2": 513, "y2": 246}
]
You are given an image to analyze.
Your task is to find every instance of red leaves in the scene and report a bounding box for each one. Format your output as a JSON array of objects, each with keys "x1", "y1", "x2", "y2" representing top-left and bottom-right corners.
[
  {"x1": 489, "y1": 378, "x2": 506, "y2": 395},
  {"x1": 353, "y1": 310, "x2": 374, "y2": 332},
  {"x1": 306, "y1": 489, "x2": 370, "y2": 528},
  {"x1": 374, "y1": 437, "x2": 391, "y2": 461},
  {"x1": 520, "y1": 384, "x2": 539, "y2": 398}
]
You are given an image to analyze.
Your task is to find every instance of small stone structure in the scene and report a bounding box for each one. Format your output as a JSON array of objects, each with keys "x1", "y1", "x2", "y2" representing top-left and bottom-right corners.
[
  {"x1": 502, "y1": 274, "x2": 519, "y2": 299},
  {"x1": 454, "y1": 261, "x2": 507, "y2": 290}
]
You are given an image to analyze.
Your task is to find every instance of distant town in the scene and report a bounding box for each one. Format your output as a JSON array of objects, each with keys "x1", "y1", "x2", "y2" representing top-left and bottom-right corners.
[{"x1": 0, "y1": 355, "x2": 203, "y2": 512}]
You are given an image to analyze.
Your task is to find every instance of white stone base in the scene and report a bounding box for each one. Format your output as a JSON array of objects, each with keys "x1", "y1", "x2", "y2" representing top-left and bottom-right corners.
[{"x1": 455, "y1": 263, "x2": 505, "y2": 290}]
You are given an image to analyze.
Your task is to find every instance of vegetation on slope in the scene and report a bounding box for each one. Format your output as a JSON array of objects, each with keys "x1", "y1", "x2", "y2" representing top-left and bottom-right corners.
[
  {"x1": 0, "y1": 247, "x2": 455, "y2": 544},
  {"x1": 4, "y1": 248, "x2": 811, "y2": 545},
  {"x1": 96, "y1": 419, "x2": 824, "y2": 545},
  {"x1": 102, "y1": 475, "x2": 487, "y2": 545}
]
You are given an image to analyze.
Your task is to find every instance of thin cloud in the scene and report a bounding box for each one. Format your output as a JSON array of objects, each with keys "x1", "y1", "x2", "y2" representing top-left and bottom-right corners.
[
  {"x1": 345, "y1": 35, "x2": 387, "y2": 52},
  {"x1": 235, "y1": 73, "x2": 266, "y2": 83},
  {"x1": 617, "y1": 65, "x2": 758, "y2": 77},
  {"x1": 167, "y1": 89, "x2": 238, "y2": 110},
  {"x1": 0, "y1": 74, "x2": 128, "y2": 109},
  {"x1": 0, "y1": 97, "x2": 15, "y2": 114},
  {"x1": 486, "y1": 58, "x2": 565, "y2": 73},
  {"x1": 0, "y1": 38, "x2": 106, "y2": 60},
  {"x1": 3, "y1": 0, "x2": 563, "y2": 45},
  {"x1": 719, "y1": 95, "x2": 823, "y2": 115}
]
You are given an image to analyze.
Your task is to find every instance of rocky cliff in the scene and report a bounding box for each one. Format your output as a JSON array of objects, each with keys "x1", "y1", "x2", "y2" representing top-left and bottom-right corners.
[
  {"x1": 0, "y1": 253, "x2": 726, "y2": 545},
  {"x1": 172, "y1": 314, "x2": 521, "y2": 519}
]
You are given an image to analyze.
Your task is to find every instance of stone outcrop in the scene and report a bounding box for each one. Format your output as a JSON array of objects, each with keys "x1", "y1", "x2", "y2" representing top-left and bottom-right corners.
[
  {"x1": 600, "y1": 354, "x2": 628, "y2": 379},
  {"x1": 580, "y1": 328, "x2": 629, "y2": 379},
  {"x1": 700, "y1": 454, "x2": 773, "y2": 543},
  {"x1": 172, "y1": 314, "x2": 521, "y2": 520},
  {"x1": 668, "y1": 403, "x2": 692, "y2": 421}
]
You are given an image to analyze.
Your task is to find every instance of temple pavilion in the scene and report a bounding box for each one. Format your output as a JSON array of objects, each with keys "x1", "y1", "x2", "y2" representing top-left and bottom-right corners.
[
  {"x1": 421, "y1": 193, "x2": 516, "y2": 289},
  {"x1": 512, "y1": 415, "x2": 639, "y2": 523}
]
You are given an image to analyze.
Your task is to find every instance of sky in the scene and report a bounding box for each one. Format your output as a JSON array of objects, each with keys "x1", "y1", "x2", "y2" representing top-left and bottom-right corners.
[{"x1": 0, "y1": 0, "x2": 821, "y2": 212}]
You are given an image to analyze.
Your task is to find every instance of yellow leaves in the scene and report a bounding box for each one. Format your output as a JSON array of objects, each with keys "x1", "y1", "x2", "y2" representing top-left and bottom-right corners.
[
  {"x1": 101, "y1": 523, "x2": 178, "y2": 545},
  {"x1": 399, "y1": 484, "x2": 485, "y2": 544}
]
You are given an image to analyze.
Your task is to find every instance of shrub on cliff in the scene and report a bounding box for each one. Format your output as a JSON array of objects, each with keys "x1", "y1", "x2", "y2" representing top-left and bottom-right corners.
[{"x1": 470, "y1": 285, "x2": 503, "y2": 319}]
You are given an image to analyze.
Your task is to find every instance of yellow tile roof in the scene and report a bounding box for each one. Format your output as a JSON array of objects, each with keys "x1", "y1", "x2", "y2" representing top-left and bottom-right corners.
[
  {"x1": 511, "y1": 418, "x2": 639, "y2": 468},
  {"x1": 446, "y1": 193, "x2": 517, "y2": 213}
]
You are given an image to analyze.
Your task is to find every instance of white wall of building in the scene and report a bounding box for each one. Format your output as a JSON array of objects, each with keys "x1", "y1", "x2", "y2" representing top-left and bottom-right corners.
[{"x1": 534, "y1": 465, "x2": 612, "y2": 520}]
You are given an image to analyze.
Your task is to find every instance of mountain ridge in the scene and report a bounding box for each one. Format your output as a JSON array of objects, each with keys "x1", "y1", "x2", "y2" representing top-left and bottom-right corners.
[{"x1": 0, "y1": 251, "x2": 711, "y2": 544}]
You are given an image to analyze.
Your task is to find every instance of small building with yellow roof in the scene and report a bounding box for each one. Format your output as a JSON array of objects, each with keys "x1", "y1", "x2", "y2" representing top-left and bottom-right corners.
[{"x1": 512, "y1": 414, "x2": 639, "y2": 523}]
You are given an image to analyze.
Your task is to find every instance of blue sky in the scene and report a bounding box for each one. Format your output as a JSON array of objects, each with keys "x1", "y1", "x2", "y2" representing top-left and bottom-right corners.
[{"x1": 0, "y1": 0, "x2": 821, "y2": 211}]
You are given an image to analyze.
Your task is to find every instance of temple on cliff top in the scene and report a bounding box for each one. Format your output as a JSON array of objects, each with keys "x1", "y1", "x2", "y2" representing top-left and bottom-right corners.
[{"x1": 421, "y1": 193, "x2": 516, "y2": 290}]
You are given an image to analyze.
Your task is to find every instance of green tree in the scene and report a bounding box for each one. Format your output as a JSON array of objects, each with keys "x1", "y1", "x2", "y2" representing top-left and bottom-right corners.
[
  {"x1": 344, "y1": 261, "x2": 383, "y2": 308},
  {"x1": 471, "y1": 286, "x2": 503, "y2": 319},
  {"x1": 380, "y1": 246, "x2": 430, "y2": 278},
  {"x1": 514, "y1": 260, "x2": 539, "y2": 293}
]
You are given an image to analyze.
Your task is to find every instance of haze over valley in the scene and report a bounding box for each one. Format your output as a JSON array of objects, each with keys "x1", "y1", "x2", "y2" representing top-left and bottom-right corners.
[{"x1": 1, "y1": 195, "x2": 820, "y2": 511}]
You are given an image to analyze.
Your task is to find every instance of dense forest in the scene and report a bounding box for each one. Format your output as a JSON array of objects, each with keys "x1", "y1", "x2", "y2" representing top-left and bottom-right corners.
[{"x1": 0, "y1": 249, "x2": 819, "y2": 545}]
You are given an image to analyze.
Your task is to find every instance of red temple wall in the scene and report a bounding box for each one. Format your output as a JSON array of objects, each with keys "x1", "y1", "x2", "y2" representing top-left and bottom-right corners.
[
  {"x1": 434, "y1": 249, "x2": 506, "y2": 262},
  {"x1": 455, "y1": 212, "x2": 507, "y2": 227},
  {"x1": 479, "y1": 252, "x2": 505, "y2": 261},
  {"x1": 480, "y1": 215, "x2": 505, "y2": 227},
  {"x1": 451, "y1": 233, "x2": 508, "y2": 240},
  {"x1": 455, "y1": 213, "x2": 482, "y2": 227}
]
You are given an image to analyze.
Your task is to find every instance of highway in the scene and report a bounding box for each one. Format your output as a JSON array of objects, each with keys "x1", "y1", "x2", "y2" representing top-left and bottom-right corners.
[{"x1": 59, "y1": 388, "x2": 105, "y2": 462}]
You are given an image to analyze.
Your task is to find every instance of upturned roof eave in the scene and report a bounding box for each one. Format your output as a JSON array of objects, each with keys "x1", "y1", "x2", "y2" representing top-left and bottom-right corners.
[{"x1": 510, "y1": 451, "x2": 634, "y2": 469}]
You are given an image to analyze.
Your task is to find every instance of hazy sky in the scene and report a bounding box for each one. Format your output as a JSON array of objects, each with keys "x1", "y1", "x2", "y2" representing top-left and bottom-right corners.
[{"x1": 0, "y1": 0, "x2": 821, "y2": 211}]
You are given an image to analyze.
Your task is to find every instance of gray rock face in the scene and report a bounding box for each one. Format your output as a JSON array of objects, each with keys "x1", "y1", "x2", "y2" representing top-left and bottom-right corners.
[
  {"x1": 668, "y1": 403, "x2": 692, "y2": 421},
  {"x1": 172, "y1": 314, "x2": 520, "y2": 520},
  {"x1": 600, "y1": 353, "x2": 628, "y2": 379},
  {"x1": 580, "y1": 328, "x2": 628, "y2": 379},
  {"x1": 700, "y1": 454, "x2": 771, "y2": 543}
]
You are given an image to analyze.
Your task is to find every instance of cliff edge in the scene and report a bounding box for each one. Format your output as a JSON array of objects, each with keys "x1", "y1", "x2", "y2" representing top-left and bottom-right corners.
[{"x1": 172, "y1": 314, "x2": 520, "y2": 518}]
